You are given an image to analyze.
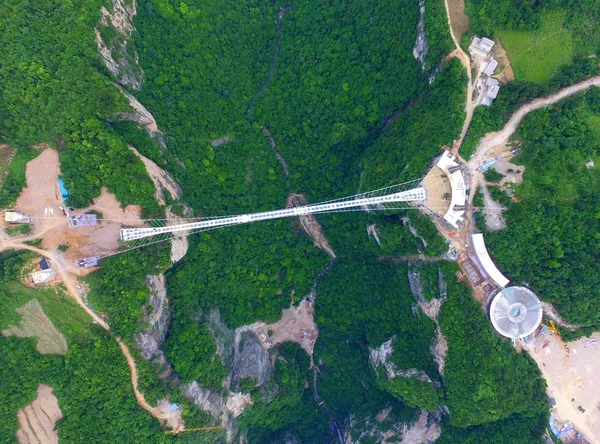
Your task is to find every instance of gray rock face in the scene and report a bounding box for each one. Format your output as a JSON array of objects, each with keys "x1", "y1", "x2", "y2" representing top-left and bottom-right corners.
[
  {"x1": 95, "y1": 0, "x2": 146, "y2": 90},
  {"x1": 181, "y1": 381, "x2": 224, "y2": 420},
  {"x1": 412, "y1": 0, "x2": 429, "y2": 71},
  {"x1": 134, "y1": 274, "x2": 172, "y2": 377},
  {"x1": 206, "y1": 309, "x2": 235, "y2": 367},
  {"x1": 230, "y1": 331, "x2": 272, "y2": 391}
]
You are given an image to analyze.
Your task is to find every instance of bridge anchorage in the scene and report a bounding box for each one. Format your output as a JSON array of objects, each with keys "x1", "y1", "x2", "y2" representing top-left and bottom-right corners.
[{"x1": 120, "y1": 180, "x2": 429, "y2": 242}]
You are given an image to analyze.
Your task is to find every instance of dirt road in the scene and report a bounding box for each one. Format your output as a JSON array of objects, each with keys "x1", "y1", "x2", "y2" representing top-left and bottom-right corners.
[
  {"x1": 0, "y1": 238, "x2": 174, "y2": 423},
  {"x1": 465, "y1": 75, "x2": 600, "y2": 210},
  {"x1": 0, "y1": 147, "x2": 174, "y2": 427},
  {"x1": 443, "y1": 0, "x2": 474, "y2": 148},
  {"x1": 470, "y1": 76, "x2": 600, "y2": 166}
]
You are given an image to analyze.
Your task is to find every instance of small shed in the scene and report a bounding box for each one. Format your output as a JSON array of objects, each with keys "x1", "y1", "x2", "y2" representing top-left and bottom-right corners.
[
  {"x1": 78, "y1": 256, "x2": 100, "y2": 268},
  {"x1": 31, "y1": 269, "x2": 56, "y2": 285},
  {"x1": 4, "y1": 211, "x2": 31, "y2": 224},
  {"x1": 40, "y1": 258, "x2": 51, "y2": 270},
  {"x1": 70, "y1": 213, "x2": 98, "y2": 228},
  {"x1": 482, "y1": 58, "x2": 499, "y2": 76}
]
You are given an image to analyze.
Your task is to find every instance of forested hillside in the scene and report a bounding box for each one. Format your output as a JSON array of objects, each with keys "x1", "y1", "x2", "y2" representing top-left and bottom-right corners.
[
  {"x1": 485, "y1": 90, "x2": 600, "y2": 332},
  {"x1": 0, "y1": 252, "x2": 168, "y2": 442},
  {"x1": 0, "y1": 0, "x2": 159, "y2": 212},
  {"x1": 0, "y1": 0, "x2": 557, "y2": 441}
]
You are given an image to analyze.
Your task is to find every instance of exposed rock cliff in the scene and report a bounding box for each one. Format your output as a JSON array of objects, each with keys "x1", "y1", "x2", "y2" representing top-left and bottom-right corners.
[
  {"x1": 412, "y1": 0, "x2": 429, "y2": 71},
  {"x1": 287, "y1": 193, "x2": 336, "y2": 258},
  {"x1": 114, "y1": 85, "x2": 167, "y2": 148},
  {"x1": 134, "y1": 274, "x2": 173, "y2": 377},
  {"x1": 95, "y1": 0, "x2": 145, "y2": 90}
]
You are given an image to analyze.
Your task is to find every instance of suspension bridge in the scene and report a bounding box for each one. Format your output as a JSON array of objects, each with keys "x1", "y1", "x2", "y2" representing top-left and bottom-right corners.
[
  {"x1": 5, "y1": 151, "x2": 486, "y2": 263},
  {"x1": 120, "y1": 180, "x2": 429, "y2": 242}
]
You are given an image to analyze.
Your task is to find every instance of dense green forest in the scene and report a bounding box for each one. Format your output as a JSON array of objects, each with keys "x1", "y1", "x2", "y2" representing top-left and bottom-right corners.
[
  {"x1": 0, "y1": 251, "x2": 169, "y2": 442},
  {"x1": 0, "y1": 0, "x2": 159, "y2": 213},
  {"x1": 485, "y1": 90, "x2": 600, "y2": 331},
  {"x1": 0, "y1": 0, "x2": 561, "y2": 441}
]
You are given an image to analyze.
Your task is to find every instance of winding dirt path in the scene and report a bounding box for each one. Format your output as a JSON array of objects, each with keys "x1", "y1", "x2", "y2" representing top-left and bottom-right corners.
[
  {"x1": 0, "y1": 237, "x2": 172, "y2": 425},
  {"x1": 443, "y1": 0, "x2": 474, "y2": 148},
  {"x1": 470, "y1": 75, "x2": 600, "y2": 166}
]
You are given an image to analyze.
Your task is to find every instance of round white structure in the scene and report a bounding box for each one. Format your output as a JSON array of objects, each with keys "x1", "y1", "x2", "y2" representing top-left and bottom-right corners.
[{"x1": 490, "y1": 286, "x2": 543, "y2": 339}]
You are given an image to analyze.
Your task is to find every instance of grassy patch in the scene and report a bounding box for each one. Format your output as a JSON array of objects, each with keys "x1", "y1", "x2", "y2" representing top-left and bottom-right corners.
[
  {"x1": 4, "y1": 224, "x2": 31, "y2": 236},
  {"x1": 0, "y1": 282, "x2": 91, "y2": 339},
  {"x1": 0, "y1": 148, "x2": 42, "y2": 208},
  {"x1": 499, "y1": 11, "x2": 573, "y2": 84},
  {"x1": 2, "y1": 299, "x2": 68, "y2": 354}
]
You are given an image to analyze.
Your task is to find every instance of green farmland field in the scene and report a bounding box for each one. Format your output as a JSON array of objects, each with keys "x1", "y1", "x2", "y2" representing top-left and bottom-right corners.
[{"x1": 499, "y1": 11, "x2": 573, "y2": 84}]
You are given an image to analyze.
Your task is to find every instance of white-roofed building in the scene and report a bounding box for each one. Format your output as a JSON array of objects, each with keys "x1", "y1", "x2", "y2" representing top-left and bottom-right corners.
[
  {"x1": 434, "y1": 151, "x2": 467, "y2": 228},
  {"x1": 482, "y1": 57, "x2": 499, "y2": 76},
  {"x1": 490, "y1": 286, "x2": 543, "y2": 339},
  {"x1": 4, "y1": 210, "x2": 30, "y2": 224},
  {"x1": 470, "y1": 233, "x2": 510, "y2": 287},
  {"x1": 31, "y1": 269, "x2": 56, "y2": 285},
  {"x1": 469, "y1": 36, "x2": 495, "y2": 57},
  {"x1": 482, "y1": 78, "x2": 500, "y2": 106}
]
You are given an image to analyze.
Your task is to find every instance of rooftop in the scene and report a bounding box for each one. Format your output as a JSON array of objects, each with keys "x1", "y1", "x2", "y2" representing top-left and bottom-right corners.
[
  {"x1": 490, "y1": 286, "x2": 543, "y2": 339},
  {"x1": 469, "y1": 36, "x2": 495, "y2": 56},
  {"x1": 470, "y1": 233, "x2": 510, "y2": 287},
  {"x1": 434, "y1": 151, "x2": 467, "y2": 228}
]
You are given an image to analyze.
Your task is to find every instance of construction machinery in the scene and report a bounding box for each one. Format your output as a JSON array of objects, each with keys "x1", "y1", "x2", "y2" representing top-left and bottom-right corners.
[
  {"x1": 542, "y1": 320, "x2": 571, "y2": 353},
  {"x1": 164, "y1": 426, "x2": 224, "y2": 436},
  {"x1": 543, "y1": 320, "x2": 561, "y2": 337}
]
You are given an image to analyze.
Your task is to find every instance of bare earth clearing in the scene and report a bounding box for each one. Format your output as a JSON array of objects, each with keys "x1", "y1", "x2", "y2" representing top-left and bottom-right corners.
[
  {"x1": 492, "y1": 39, "x2": 516, "y2": 83},
  {"x1": 446, "y1": 0, "x2": 469, "y2": 44},
  {"x1": 242, "y1": 299, "x2": 319, "y2": 359},
  {"x1": 16, "y1": 385, "x2": 63, "y2": 444},
  {"x1": 2, "y1": 299, "x2": 67, "y2": 355},
  {"x1": 13, "y1": 149, "x2": 144, "y2": 268},
  {"x1": 524, "y1": 332, "x2": 600, "y2": 443},
  {"x1": 478, "y1": 182, "x2": 506, "y2": 232}
]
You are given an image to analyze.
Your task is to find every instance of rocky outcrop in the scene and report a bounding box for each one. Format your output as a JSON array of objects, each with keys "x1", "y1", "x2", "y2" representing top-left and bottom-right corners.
[
  {"x1": 367, "y1": 223, "x2": 382, "y2": 247},
  {"x1": 412, "y1": 0, "x2": 429, "y2": 71},
  {"x1": 287, "y1": 193, "x2": 336, "y2": 258},
  {"x1": 408, "y1": 266, "x2": 449, "y2": 376},
  {"x1": 402, "y1": 216, "x2": 428, "y2": 251},
  {"x1": 165, "y1": 205, "x2": 193, "y2": 264},
  {"x1": 134, "y1": 274, "x2": 172, "y2": 377},
  {"x1": 114, "y1": 85, "x2": 167, "y2": 148},
  {"x1": 95, "y1": 0, "x2": 145, "y2": 90},
  {"x1": 181, "y1": 381, "x2": 225, "y2": 421},
  {"x1": 206, "y1": 309, "x2": 235, "y2": 367},
  {"x1": 230, "y1": 331, "x2": 272, "y2": 392},
  {"x1": 344, "y1": 408, "x2": 441, "y2": 444},
  {"x1": 128, "y1": 146, "x2": 182, "y2": 205}
]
